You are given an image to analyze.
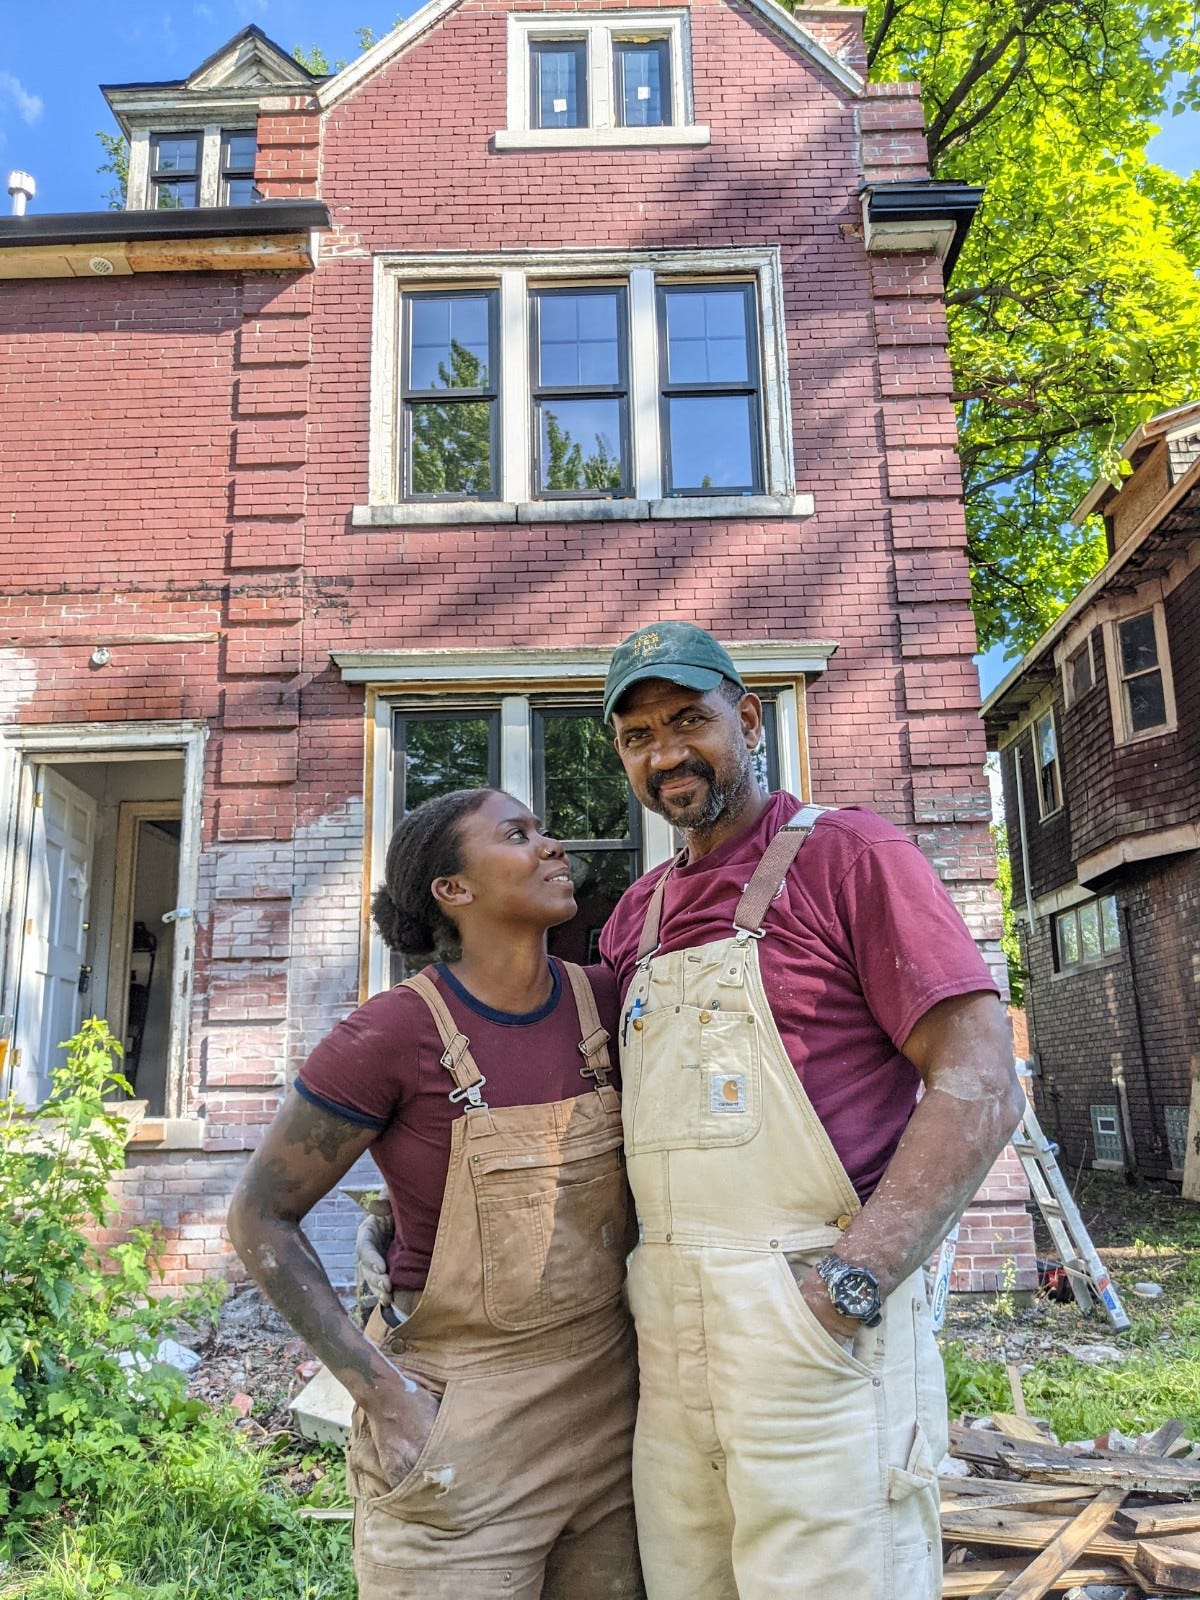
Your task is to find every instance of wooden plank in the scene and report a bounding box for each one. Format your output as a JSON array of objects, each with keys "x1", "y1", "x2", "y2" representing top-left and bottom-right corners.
[
  {"x1": 1133, "y1": 1528, "x2": 1200, "y2": 1590},
  {"x1": 995, "y1": 1437, "x2": 1200, "y2": 1494},
  {"x1": 1006, "y1": 1362, "x2": 1028, "y2": 1418},
  {"x1": 989, "y1": 1486, "x2": 1126, "y2": 1600},
  {"x1": 1144, "y1": 1417, "x2": 1187, "y2": 1457},
  {"x1": 1115, "y1": 1501, "x2": 1200, "y2": 1537},
  {"x1": 941, "y1": 1560, "x2": 1133, "y2": 1598},
  {"x1": 991, "y1": 1413, "x2": 1049, "y2": 1443},
  {"x1": 940, "y1": 1483, "x2": 1102, "y2": 1513},
  {"x1": 938, "y1": 1506, "x2": 1132, "y2": 1562}
]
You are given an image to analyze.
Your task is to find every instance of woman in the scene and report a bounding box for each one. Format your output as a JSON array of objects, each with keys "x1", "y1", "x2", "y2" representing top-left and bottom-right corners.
[{"x1": 227, "y1": 788, "x2": 642, "y2": 1600}]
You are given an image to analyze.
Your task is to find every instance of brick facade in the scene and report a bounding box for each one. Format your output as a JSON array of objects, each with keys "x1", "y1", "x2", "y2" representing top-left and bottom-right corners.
[{"x1": 0, "y1": 0, "x2": 1026, "y2": 1294}]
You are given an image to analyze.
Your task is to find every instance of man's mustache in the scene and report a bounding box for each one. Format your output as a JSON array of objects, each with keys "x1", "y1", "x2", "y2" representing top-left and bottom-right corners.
[{"x1": 647, "y1": 760, "x2": 715, "y2": 801}]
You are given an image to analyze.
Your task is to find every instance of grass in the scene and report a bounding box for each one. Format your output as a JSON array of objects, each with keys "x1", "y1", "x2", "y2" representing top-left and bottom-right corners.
[
  {"x1": 941, "y1": 1169, "x2": 1200, "y2": 1443},
  {"x1": 0, "y1": 1429, "x2": 354, "y2": 1600}
]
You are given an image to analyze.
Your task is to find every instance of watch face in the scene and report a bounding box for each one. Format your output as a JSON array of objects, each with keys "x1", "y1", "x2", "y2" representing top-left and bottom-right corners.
[{"x1": 833, "y1": 1267, "x2": 880, "y2": 1320}]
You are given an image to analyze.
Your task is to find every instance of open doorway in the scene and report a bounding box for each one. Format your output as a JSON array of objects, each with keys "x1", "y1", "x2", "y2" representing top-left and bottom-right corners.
[{"x1": 3, "y1": 734, "x2": 199, "y2": 1118}]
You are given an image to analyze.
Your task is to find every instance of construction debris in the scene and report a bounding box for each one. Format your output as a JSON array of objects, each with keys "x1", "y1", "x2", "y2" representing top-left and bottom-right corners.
[{"x1": 942, "y1": 1415, "x2": 1200, "y2": 1597}]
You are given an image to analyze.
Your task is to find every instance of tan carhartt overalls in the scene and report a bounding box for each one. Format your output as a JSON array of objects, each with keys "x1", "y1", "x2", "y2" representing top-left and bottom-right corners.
[
  {"x1": 620, "y1": 809, "x2": 946, "y2": 1600},
  {"x1": 347, "y1": 964, "x2": 643, "y2": 1600}
]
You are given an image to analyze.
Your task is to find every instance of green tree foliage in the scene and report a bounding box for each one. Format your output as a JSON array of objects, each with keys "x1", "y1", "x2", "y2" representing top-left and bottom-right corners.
[
  {"x1": 410, "y1": 340, "x2": 495, "y2": 495},
  {"x1": 867, "y1": 0, "x2": 1200, "y2": 653},
  {"x1": 95, "y1": 130, "x2": 128, "y2": 212},
  {"x1": 990, "y1": 820, "x2": 1026, "y2": 1006}
]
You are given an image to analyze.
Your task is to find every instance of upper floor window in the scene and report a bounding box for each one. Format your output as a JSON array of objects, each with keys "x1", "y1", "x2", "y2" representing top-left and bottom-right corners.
[
  {"x1": 1063, "y1": 635, "x2": 1095, "y2": 707},
  {"x1": 1107, "y1": 605, "x2": 1176, "y2": 742},
  {"x1": 1034, "y1": 710, "x2": 1062, "y2": 819},
  {"x1": 375, "y1": 250, "x2": 796, "y2": 514},
  {"x1": 1055, "y1": 894, "x2": 1120, "y2": 971},
  {"x1": 150, "y1": 133, "x2": 200, "y2": 209},
  {"x1": 220, "y1": 130, "x2": 260, "y2": 205},
  {"x1": 499, "y1": 13, "x2": 708, "y2": 148}
]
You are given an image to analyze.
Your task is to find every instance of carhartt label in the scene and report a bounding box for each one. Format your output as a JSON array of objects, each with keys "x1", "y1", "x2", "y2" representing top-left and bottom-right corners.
[{"x1": 709, "y1": 1072, "x2": 746, "y2": 1113}]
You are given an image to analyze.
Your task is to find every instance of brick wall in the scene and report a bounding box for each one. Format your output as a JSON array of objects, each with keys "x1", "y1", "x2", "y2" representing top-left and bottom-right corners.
[{"x1": 0, "y1": 0, "x2": 1021, "y2": 1293}]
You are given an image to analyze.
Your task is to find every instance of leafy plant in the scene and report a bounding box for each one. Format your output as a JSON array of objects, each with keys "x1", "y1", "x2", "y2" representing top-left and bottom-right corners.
[{"x1": 0, "y1": 1019, "x2": 222, "y2": 1551}]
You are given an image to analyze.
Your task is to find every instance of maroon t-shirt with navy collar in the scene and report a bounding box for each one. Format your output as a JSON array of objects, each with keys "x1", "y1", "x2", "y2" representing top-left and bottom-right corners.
[
  {"x1": 297, "y1": 958, "x2": 620, "y2": 1291},
  {"x1": 599, "y1": 793, "x2": 998, "y2": 1201}
]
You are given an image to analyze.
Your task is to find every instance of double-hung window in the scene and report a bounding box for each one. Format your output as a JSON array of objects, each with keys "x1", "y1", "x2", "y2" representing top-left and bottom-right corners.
[
  {"x1": 531, "y1": 287, "x2": 629, "y2": 496},
  {"x1": 219, "y1": 130, "x2": 259, "y2": 205},
  {"x1": 614, "y1": 38, "x2": 672, "y2": 127},
  {"x1": 658, "y1": 283, "x2": 762, "y2": 495},
  {"x1": 368, "y1": 249, "x2": 799, "y2": 520},
  {"x1": 1034, "y1": 710, "x2": 1061, "y2": 818},
  {"x1": 530, "y1": 39, "x2": 588, "y2": 130},
  {"x1": 150, "y1": 133, "x2": 201, "y2": 208},
  {"x1": 401, "y1": 290, "x2": 499, "y2": 499},
  {"x1": 1107, "y1": 606, "x2": 1175, "y2": 741}
]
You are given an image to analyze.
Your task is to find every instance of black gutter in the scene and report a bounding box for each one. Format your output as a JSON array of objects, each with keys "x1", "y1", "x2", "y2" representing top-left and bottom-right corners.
[
  {"x1": 0, "y1": 200, "x2": 331, "y2": 250},
  {"x1": 864, "y1": 179, "x2": 984, "y2": 283}
]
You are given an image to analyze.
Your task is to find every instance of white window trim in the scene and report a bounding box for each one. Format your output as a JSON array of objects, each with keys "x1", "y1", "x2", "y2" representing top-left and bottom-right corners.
[
  {"x1": 497, "y1": 12, "x2": 708, "y2": 149},
  {"x1": 1104, "y1": 601, "x2": 1177, "y2": 746},
  {"x1": 1060, "y1": 632, "x2": 1095, "y2": 709},
  {"x1": 363, "y1": 247, "x2": 806, "y2": 524},
  {"x1": 334, "y1": 643, "x2": 834, "y2": 997},
  {"x1": 1033, "y1": 708, "x2": 1062, "y2": 821},
  {"x1": 126, "y1": 120, "x2": 253, "y2": 211}
]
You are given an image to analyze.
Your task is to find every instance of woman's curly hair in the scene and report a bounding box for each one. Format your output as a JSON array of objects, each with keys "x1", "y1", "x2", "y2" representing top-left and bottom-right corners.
[{"x1": 371, "y1": 787, "x2": 498, "y2": 963}]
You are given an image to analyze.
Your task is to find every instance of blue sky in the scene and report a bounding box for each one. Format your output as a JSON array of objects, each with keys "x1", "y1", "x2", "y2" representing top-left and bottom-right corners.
[{"x1": 1, "y1": 3, "x2": 1195, "y2": 696}]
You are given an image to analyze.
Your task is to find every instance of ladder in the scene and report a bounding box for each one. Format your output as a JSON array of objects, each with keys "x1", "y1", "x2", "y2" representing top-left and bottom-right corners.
[
  {"x1": 930, "y1": 1097, "x2": 1129, "y2": 1334},
  {"x1": 1012, "y1": 1097, "x2": 1130, "y2": 1332}
]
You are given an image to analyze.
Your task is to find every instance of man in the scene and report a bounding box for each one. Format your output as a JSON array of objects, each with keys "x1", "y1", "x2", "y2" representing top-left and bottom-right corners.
[
  {"x1": 359, "y1": 620, "x2": 1022, "y2": 1598},
  {"x1": 596, "y1": 621, "x2": 1023, "y2": 1600}
]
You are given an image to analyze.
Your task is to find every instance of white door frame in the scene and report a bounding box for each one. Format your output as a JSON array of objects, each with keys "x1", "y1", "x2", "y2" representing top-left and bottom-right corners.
[{"x1": 0, "y1": 722, "x2": 206, "y2": 1113}]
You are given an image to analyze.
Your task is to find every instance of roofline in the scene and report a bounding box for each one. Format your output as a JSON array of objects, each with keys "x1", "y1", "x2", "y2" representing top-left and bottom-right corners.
[
  {"x1": 318, "y1": 0, "x2": 865, "y2": 111},
  {"x1": 0, "y1": 200, "x2": 330, "y2": 250},
  {"x1": 1071, "y1": 399, "x2": 1200, "y2": 526},
  {"x1": 980, "y1": 452, "x2": 1200, "y2": 726},
  {"x1": 101, "y1": 24, "x2": 322, "y2": 96}
]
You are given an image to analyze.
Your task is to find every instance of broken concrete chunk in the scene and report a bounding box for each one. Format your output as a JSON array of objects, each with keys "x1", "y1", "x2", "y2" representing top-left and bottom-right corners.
[{"x1": 289, "y1": 1364, "x2": 354, "y2": 1446}]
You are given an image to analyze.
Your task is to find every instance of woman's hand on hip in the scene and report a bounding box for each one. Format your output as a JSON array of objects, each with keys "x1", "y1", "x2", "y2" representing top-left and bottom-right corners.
[{"x1": 363, "y1": 1366, "x2": 442, "y2": 1488}]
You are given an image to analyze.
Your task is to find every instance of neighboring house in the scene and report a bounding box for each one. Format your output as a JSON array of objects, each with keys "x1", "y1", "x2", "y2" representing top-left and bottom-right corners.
[
  {"x1": 983, "y1": 402, "x2": 1200, "y2": 1191},
  {"x1": 0, "y1": 4, "x2": 1032, "y2": 1293}
]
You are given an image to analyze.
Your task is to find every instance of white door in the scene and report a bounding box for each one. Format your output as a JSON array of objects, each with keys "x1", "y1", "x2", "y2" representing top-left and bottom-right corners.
[{"x1": 14, "y1": 768, "x2": 97, "y2": 1104}]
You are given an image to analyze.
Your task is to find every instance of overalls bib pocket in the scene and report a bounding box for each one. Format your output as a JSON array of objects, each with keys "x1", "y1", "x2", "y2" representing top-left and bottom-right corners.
[
  {"x1": 626, "y1": 1006, "x2": 762, "y2": 1153},
  {"x1": 472, "y1": 1134, "x2": 629, "y2": 1331}
]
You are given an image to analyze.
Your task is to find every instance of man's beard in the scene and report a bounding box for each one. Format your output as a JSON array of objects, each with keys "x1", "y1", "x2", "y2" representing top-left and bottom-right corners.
[{"x1": 646, "y1": 754, "x2": 754, "y2": 835}]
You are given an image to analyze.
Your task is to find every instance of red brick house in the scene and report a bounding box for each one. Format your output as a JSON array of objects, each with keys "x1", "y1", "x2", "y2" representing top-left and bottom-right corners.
[
  {"x1": 0, "y1": 4, "x2": 1032, "y2": 1292},
  {"x1": 983, "y1": 402, "x2": 1200, "y2": 1192}
]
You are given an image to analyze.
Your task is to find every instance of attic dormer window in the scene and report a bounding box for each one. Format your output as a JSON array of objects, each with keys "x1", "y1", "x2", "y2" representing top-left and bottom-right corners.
[
  {"x1": 151, "y1": 134, "x2": 201, "y2": 209},
  {"x1": 497, "y1": 12, "x2": 709, "y2": 149},
  {"x1": 220, "y1": 130, "x2": 260, "y2": 205}
]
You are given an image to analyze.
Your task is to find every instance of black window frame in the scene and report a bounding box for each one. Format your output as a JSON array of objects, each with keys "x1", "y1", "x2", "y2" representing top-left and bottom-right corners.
[
  {"x1": 150, "y1": 131, "x2": 202, "y2": 209},
  {"x1": 219, "y1": 128, "x2": 260, "y2": 206},
  {"x1": 529, "y1": 285, "x2": 631, "y2": 499},
  {"x1": 400, "y1": 287, "x2": 501, "y2": 502},
  {"x1": 656, "y1": 279, "x2": 764, "y2": 497},
  {"x1": 613, "y1": 36, "x2": 673, "y2": 128},
  {"x1": 530, "y1": 38, "x2": 589, "y2": 130}
]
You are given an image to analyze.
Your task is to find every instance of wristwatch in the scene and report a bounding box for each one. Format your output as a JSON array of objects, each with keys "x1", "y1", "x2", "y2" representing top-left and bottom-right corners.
[{"x1": 814, "y1": 1255, "x2": 883, "y2": 1328}]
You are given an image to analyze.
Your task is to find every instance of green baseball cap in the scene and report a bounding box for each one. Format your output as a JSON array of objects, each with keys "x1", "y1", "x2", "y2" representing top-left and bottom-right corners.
[{"x1": 603, "y1": 622, "x2": 745, "y2": 722}]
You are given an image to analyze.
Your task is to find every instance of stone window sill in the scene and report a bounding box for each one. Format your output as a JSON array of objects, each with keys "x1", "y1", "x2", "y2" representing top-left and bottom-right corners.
[
  {"x1": 493, "y1": 126, "x2": 710, "y2": 150},
  {"x1": 127, "y1": 1117, "x2": 206, "y2": 1151},
  {"x1": 352, "y1": 493, "x2": 814, "y2": 528}
]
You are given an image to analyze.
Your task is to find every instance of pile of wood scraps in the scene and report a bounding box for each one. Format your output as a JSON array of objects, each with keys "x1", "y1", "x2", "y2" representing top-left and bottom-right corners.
[{"x1": 942, "y1": 1413, "x2": 1200, "y2": 1597}]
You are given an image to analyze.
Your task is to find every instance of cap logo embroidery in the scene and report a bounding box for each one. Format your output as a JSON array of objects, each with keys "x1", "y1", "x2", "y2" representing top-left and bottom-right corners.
[{"x1": 631, "y1": 631, "x2": 661, "y2": 659}]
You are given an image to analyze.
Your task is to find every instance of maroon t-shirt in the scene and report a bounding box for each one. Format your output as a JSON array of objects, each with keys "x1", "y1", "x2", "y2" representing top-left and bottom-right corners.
[
  {"x1": 599, "y1": 795, "x2": 998, "y2": 1200},
  {"x1": 297, "y1": 959, "x2": 620, "y2": 1290}
]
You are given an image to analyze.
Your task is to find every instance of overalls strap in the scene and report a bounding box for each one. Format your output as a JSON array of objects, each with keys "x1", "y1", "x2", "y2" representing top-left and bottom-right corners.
[
  {"x1": 401, "y1": 971, "x2": 488, "y2": 1107},
  {"x1": 635, "y1": 852, "x2": 686, "y2": 962},
  {"x1": 733, "y1": 804, "x2": 834, "y2": 937},
  {"x1": 561, "y1": 961, "x2": 613, "y2": 1086}
]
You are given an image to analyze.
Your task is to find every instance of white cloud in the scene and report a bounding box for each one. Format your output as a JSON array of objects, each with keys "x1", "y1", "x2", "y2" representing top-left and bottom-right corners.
[
  {"x1": 194, "y1": 2, "x2": 215, "y2": 19},
  {"x1": 0, "y1": 73, "x2": 43, "y2": 127},
  {"x1": 233, "y1": 0, "x2": 269, "y2": 17}
]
